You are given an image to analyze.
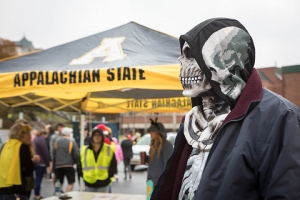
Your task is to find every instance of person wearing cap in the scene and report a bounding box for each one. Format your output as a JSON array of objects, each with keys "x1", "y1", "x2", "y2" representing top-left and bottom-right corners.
[
  {"x1": 77, "y1": 128, "x2": 117, "y2": 193},
  {"x1": 53, "y1": 127, "x2": 79, "y2": 193},
  {"x1": 147, "y1": 118, "x2": 173, "y2": 198},
  {"x1": 94, "y1": 124, "x2": 112, "y2": 145}
]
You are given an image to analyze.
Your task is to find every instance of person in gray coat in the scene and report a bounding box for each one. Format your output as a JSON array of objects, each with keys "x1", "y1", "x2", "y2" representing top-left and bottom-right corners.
[
  {"x1": 53, "y1": 127, "x2": 79, "y2": 193},
  {"x1": 147, "y1": 118, "x2": 173, "y2": 198}
]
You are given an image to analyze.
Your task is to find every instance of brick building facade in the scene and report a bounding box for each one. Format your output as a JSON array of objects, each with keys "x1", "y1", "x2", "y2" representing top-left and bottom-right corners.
[{"x1": 257, "y1": 65, "x2": 300, "y2": 108}]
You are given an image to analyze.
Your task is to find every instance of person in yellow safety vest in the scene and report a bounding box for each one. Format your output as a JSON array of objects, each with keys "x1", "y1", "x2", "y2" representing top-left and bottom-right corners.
[
  {"x1": 0, "y1": 119, "x2": 40, "y2": 200},
  {"x1": 77, "y1": 128, "x2": 117, "y2": 193}
]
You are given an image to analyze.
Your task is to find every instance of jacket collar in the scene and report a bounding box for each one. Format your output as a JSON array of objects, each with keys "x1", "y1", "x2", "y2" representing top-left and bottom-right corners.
[{"x1": 222, "y1": 68, "x2": 262, "y2": 126}]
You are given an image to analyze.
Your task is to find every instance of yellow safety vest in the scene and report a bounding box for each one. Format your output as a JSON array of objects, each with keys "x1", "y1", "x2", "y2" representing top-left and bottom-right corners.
[
  {"x1": 0, "y1": 139, "x2": 22, "y2": 187},
  {"x1": 80, "y1": 144, "x2": 114, "y2": 184}
]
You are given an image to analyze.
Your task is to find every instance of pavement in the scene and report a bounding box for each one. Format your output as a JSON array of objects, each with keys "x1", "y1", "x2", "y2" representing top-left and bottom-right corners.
[{"x1": 30, "y1": 163, "x2": 148, "y2": 200}]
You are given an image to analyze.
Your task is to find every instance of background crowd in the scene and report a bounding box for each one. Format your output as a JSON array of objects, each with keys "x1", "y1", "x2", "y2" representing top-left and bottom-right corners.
[{"x1": 0, "y1": 117, "x2": 171, "y2": 200}]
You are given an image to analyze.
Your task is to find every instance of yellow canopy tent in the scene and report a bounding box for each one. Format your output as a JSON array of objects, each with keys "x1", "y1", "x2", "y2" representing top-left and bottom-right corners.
[
  {"x1": 0, "y1": 23, "x2": 192, "y2": 191},
  {"x1": 0, "y1": 22, "x2": 190, "y2": 114}
]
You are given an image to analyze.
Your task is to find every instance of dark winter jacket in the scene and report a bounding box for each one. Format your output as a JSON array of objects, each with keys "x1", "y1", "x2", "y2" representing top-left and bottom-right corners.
[
  {"x1": 75, "y1": 135, "x2": 91, "y2": 148},
  {"x1": 151, "y1": 18, "x2": 300, "y2": 200},
  {"x1": 152, "y1": 68, "x2": 300, "y2": 199},
  {"x1": 34, "y1": 135, "x2": 50, "y2": 167},
  {"x1": 121, "y1": 139, "x2": 133, "y2": 159}
]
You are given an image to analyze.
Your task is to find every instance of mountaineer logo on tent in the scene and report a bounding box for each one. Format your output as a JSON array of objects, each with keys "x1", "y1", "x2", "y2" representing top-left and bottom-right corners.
[{"x1": 69, "y1": 37, "x2": 127, "y2": 65}]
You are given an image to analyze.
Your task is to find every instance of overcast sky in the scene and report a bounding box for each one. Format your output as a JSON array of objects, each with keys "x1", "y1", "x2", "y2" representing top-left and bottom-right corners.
[{"x1": 1, "y1": 0, "x2": 299, "y2": 68}]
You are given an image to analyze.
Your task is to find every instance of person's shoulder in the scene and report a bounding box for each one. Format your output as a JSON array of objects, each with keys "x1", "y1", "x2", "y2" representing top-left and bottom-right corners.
[
  {"x1": 121, "y1": 139, "x2": 127, "y2": 144},
  {"x1": 164, "y1": 140, "x2": 173, "y2": 147},
  {"x1": 57, "y1": 138, "x2": 68, "y2": 144},
  {"x1": 262, "y1": 89, "x2": 300, "y2": 113},
  {"x1": 80, "y1": 145, "x2": 89, "y2": 151},
  {"x1": 34, "y1": 135, "x2": 43, "y2": 142},
  {"x1": 50, "y1": 134, "x2": 58, "y2": 141},
  {"x1": 102, "y1": 143, "x2": 111, "y2": 150},
  {"x1": 20, "y1": 142, "x2": 27, "y2": 148},
  {"x1": 20, "y1": 143, "x2": 30, "y2": 152},
  {"x1": 166, "y1": 139, "x2": 173, "y2": 145}
]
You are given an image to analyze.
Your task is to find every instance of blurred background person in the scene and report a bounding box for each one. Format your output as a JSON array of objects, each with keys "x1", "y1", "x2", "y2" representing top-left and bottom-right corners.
[
  {"x1": 121, "y1": 134, "x2": 133, "y2": 181},
  {"x1": 77, "y1": 129, "x2": 117, "y2": 193},
  {"x1": 147, "y1": 118, "x2": 173, "y2": 199},
  {"x1": 33, "y1": 129, "x2": 50, "y2": 200},
  {"x1": 75, "y1": 128, "x2": 91, "y2": 148},
  {"x1": 53, "y1": 127, "x2": 79, "y2": 193},
  {"x1": 94, "y1": 124, "x2": 115, "y2": 192},
  {"x1": 132, "y1": 131, "x2": 141, "y2": 144},
  {"x1": 112, "y1": 137, "x2": 123, "y2": 182},
  {"x1": 132, "y1": 131, "x2": 141, "y2": 145},
  {"x1": 49, "y1": 123, "x2": 64, "y2": 187},
  {"x1": 45, "y1": 124, "x2": 55, "y2": 179},
  {"x1": 31, "y1": 128, "x2": 39, "y2": 141},
  {"x1": 0, "y1": 120, "x2": 39, "y2": 200},
  {"x1": 45, "y1": 124, "x2": 54, "y2": 149}
]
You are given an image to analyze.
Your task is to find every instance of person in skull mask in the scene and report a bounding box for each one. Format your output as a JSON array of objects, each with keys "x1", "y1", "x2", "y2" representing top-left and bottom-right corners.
[{"x1": 151, "y1": 18, "x2": 300, "y2": 200}]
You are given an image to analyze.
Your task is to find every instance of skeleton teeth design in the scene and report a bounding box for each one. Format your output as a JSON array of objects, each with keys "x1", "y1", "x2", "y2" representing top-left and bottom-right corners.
[{"x1": 180, "y1": 76, "x2": 202, "y2": 89}]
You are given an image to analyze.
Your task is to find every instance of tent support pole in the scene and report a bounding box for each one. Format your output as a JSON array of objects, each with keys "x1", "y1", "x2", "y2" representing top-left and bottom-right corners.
[
  {"x1": 79, "y1": 112, "x2": 85, "y2": 191},
  {"x1": 89, "y1": 112, "x2": 92, "y2": 134},
  {"x1": 172, "y1": 113, "x2": 176, "y2": 132},
  {"x1": 119, "y1": 114, "x2": 123, "y2": 137},
  {"x1": 133, "y1": 112, "x2": 135, "y2": 135},
  {"x1": 144, "y1": 114, "x2": 147, "y2": 134},
  {"x1": 80, "y1": 113, "x2": 85, "y2": 154}
]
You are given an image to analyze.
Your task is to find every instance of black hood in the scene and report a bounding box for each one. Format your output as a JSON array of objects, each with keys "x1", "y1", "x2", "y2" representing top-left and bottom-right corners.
[
  {"x1": 180, "y1": 18, "x2": 255, "y2": 108},
  {"x1": 89, "y1": 128, "x2": 105, "y2": 147}
]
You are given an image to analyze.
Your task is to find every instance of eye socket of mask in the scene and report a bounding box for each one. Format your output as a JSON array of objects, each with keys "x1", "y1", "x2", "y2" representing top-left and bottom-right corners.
[{"x1": 183, "y1": 46, "x2": 192, "y2": 59}]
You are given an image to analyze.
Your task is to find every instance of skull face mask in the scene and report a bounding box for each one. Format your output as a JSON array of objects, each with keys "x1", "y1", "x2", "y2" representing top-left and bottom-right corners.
[
  {"x1": 179, "y1": 42, "x2": 231, "y2": 199},
  {"x1": 179, "y1": 42, "x2": 212, "y2": 98},
  {"x1": 176, "y1": 18, "x2": 255, "y2": 200}
]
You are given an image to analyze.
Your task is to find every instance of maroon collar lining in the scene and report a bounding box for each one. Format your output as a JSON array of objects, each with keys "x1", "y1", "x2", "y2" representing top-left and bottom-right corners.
[{"x1": 222, "y1": 69, "x2": 262, "y2": 125}]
